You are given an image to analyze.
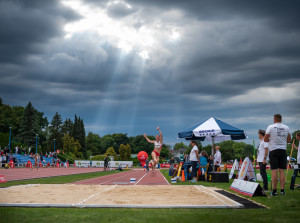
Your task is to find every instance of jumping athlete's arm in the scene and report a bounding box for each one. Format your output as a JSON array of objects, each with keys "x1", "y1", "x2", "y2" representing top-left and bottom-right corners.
[
  {"x1": 144, "y1": 134, "x2": 155, "y2": 143},
  {"x1": 157, "y1": 126, "x2": 163, "y2": 143}
]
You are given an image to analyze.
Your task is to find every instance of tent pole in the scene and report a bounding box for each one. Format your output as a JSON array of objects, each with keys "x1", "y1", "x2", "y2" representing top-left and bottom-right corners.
[{"x1": 212, "y1": 136, "x2": 215, "y2": 172}]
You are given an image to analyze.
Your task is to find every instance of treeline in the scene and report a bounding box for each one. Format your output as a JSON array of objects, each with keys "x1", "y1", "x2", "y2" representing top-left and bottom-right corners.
[
  {"x1": 0, "y1": 98, "x2": 87, "y2": 158},
  {"x1": 0, "y1": 98, "x2": 171, "y2": 160}
]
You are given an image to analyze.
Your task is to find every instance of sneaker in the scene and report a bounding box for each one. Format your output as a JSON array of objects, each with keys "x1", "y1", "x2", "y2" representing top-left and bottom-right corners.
[
  {"x1": 189, "y1": 179, "x2": 197, "y2": 183},
  {"x1": 280, "y1": 191, "x2": 286, "y2": 195},
  {"x1": 270, "y1": 191, "x2": 278, "y2": 196}
]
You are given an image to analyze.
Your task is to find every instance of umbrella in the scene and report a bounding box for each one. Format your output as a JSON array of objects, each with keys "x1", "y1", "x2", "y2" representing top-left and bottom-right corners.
[{"x1": 178, "y1": 117, "x2": 247, "y2": 171}]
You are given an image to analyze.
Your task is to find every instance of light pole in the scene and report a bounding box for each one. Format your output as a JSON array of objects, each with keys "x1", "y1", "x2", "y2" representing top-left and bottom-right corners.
[
  {"x1": 54, "y1": 139, "x2": 56, "y2": 153},
  {"x1": 9, "y1": 127, "x2": 12, "y2": 152},
  {"x1": 36, "y1": 134, "x2": 38, "y2": 154}
]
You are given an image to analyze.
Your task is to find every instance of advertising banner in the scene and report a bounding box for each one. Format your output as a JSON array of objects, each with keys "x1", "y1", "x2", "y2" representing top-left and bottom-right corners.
[
  {"x1": 75, "y1": 160, "x2": 133, "y2": 168},
  {"x1": 229, "y1": 159, "x2": 238, "y2": 179},
  {"x1": 238, "y1": 157, "x2": 250, "y2": 180}
]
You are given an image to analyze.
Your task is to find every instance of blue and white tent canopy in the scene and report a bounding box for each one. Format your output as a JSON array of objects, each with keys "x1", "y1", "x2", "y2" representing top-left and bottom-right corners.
[{"x1": 178, "y1": 117, "x2": 247, "y2": 142}]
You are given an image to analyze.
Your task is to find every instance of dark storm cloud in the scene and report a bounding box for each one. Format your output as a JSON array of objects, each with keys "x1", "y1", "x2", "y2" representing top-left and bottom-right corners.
[
  {"x1": 127, "y1": 0, "x2": 300, "y2": 31},
  {"x1": 0, "y1": 0, "x2": 299, "y2": 145},
  {"x1": 0, "y1": 0, "x2": 80, "y2": 64}
]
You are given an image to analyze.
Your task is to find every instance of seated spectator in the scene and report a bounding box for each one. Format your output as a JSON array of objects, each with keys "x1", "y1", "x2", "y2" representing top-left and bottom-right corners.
[
  {"x1": 199, "y1": 151, "x2": 209, "y2": 172},
  {"x1": 207, "y1": 155, "x2": 213, "y2": 172}
]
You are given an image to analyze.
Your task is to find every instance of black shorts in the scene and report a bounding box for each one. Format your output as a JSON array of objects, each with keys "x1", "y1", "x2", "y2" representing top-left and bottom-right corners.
[{"x1": 269, "y1": 149, "x2": 287, "y2": 170}]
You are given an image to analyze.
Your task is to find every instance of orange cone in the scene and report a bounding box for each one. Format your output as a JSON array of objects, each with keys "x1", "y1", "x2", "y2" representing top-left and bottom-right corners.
[{"x1": 181, "y1": 170, "x2": 185, "y2": 182}]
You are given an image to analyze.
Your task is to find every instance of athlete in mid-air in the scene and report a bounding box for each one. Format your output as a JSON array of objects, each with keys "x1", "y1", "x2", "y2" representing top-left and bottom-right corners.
[{"x1": 144, "y1": 126, "x2": 163, "y2": 171}]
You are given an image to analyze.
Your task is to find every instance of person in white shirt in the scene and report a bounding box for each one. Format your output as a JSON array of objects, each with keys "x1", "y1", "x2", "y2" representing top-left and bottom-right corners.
[
  {"x1": 257, "y1": 129, "x2": 268, "y2": 190},
  {"x1": 214, "y1": 146, "x2": 222, "y2": 171},
  {"x1": 264, "y1": 114, "x2": 291, "y2": 196},
  {"x1": 292, "y1": 132, "x2": 300, "y2": 165},
  {"x1": 189, "y1": 141, "x2": 200, "y2": 182}
]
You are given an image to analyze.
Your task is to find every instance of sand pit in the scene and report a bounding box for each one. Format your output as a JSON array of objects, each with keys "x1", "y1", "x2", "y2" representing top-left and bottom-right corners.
[{"x1": 0, "y1": 184, "x2": 243, "y2": 208}]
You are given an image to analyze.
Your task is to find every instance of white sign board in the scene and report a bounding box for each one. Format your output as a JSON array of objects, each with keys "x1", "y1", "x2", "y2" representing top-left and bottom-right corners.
[
  {"x1": 230, "y1": 179, "x2": 265, "y2": 197},
  {"x1": 229, "y1": 159, "x2": 238, "y2": 179},
  {"x1": 75, "y1": 160, "x2": 133, "y2": 168}
]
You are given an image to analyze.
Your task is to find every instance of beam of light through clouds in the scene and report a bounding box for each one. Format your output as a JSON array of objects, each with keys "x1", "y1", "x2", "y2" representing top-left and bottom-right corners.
[{"x1": 0, "y1": 0, "x2": 299, "y2": 147}]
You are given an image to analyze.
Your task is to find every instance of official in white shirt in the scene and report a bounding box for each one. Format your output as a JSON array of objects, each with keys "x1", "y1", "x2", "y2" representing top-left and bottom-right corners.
[
  {"x1": 257, "y1": 129, "x2": 268, "y2": 190},
  {"x1": 214, "y1": 146, "x2": 221, "y2": 170},
  {"x1": 264, "y1": 114, "x2": 291, "y2": 196},
  {"x1": 189, "y1": 141, "x2": 200, "y2": 183}
]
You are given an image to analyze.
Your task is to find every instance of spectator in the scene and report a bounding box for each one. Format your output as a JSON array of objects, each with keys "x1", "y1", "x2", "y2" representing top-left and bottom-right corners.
[
  {"x1": 2, "y1": 154, "x2": 7, "y2": 167},
  {"x1": 257, "y1": 129, "x2": 269, "y2": 190},
  {"x1": 104, "y1": 154, "x2": 109, "y2": 171},
  {"x1": 169, "y1": 157, "x2": 175, "y2": 169},
  {"x1": 189, "y1": 140, "x2": 200, "y2": 183},
  {"x1": 292, "y1": 132, "x2": 300, "y2": 168},
  {"x1": 214, "y1": 146, "x2": 222, "y2": 170},
  {"x1": 264, "y1": 114, "x2": 291, "y2": 196},
  {"x1": 207, "y1": 155, "x2": 213, "y2": 172},
  {"x1": 199, "y1": 150, "x2": 209, "y2": 173}
]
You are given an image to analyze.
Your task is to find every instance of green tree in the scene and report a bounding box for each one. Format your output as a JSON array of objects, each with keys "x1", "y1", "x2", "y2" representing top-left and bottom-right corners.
[
  {"x1": 130, "y1": 135, "x2": 155, "y2": 154},
  {"x1": 19, "y1": 102, "x2": 39, "y2": 147},
  {"x1": 160, "y1": 146, "x2": 170, "y2": 159},
  {"x1": 111, "y1": 133, "x2": 129, "y2": 153},
  {"x1": 62, "y1": 118, "x2": 73, "y2": 135},
  {"x1": 119, "y1": 144, "x2": 126, "y2": 160},
  {"x1": 49, "y1": 112, "x2": 63, "y2": 151},
  {"x1": 105, "y1": 147, "x2": 117, "y2": 160},
  {"x1": 100, "y1": 136, "x2": 115, "y2": 153},
  {"x1": 62, "y1": 133, "x2": 81, "y2": 157},
  {"x1": 173, "y1": 142, "x2": 189, "y2": 151},
  {"x1": 72, "y1": 115, "x2": 86, "y2": 158},
  {"x1": 124, "y1": 144, "x2": 131, "y2": 160},
  {"x1": 218, "y1": 141, "x2": 235, "y2": 162},
  {"x1": 86, "y1": 132, "x2": 101, "y2": 155}
]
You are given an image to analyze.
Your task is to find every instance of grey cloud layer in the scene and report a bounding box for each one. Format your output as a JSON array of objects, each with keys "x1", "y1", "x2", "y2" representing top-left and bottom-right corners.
[{"x1": 0, "y1": 0, "x2": 299, "y2": 143}]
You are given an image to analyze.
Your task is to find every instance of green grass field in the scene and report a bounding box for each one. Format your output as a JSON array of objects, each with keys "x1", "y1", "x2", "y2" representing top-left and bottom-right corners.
[{"x1": 0, "y1": 168, "x2": 299, "y2": 223}]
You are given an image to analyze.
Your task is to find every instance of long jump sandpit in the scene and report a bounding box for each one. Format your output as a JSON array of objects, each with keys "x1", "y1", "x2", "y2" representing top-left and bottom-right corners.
[{"x1": 0, "y1": 184, "x2": 243, "y2": 209}]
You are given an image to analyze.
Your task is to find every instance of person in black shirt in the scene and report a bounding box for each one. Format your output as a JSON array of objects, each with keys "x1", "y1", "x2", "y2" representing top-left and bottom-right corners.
[{"x1": 104, "y1": 154, "x2": 109, "y2": 171}]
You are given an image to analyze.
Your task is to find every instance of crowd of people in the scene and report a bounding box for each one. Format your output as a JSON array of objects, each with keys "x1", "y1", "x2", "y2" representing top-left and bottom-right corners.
[{"x1": 0, "y1": 147, "x2": 63, "y2": 169}]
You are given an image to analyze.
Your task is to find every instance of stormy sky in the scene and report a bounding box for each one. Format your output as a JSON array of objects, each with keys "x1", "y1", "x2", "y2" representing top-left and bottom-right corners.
[{"x1": 1, "y1": 0, "x2": 299, "y2": 146}]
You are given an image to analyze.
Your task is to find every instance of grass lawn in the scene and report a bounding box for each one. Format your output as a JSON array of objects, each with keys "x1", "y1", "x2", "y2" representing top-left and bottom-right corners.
[{"x1": 0, "y1": 168, "x2": 299, "y2": 223}]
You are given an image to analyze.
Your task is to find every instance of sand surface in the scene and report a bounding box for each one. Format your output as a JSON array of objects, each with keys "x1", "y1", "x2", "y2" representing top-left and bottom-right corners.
[{"x1": 0, "y1": 184, "x2": 238, "y2": 207}]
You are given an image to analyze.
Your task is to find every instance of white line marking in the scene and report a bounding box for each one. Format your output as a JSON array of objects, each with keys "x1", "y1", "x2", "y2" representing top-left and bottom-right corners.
[
  {"x1": 194, "y1": 185, "x2": 229, "y2": 206},
  {"x1": 134, "y1": 172, "x2": 148, "y2": 185},
  {"x1": 76, "y1": 185, "x2": 117, "y2": 205},
  {"x1": 199, "y1": 186, "x2": 243, "y2": 207},
  {"x1": 160, "y1": 170, "x2": 171, "y2": 185},
  {"x1": 98, "y1": 170, "x2": 139, "y2": 185}
]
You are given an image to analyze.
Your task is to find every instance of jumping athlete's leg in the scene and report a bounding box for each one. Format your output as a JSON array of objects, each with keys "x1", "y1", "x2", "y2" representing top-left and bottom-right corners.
[{"x1": 151, "y1": 151, "x2": 157, "y2": 171}]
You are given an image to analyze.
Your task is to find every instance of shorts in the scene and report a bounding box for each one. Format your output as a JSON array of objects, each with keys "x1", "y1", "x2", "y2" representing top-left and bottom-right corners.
[
  {"x1": 269, "y1": 149, "x2": 287, "y2": 170},
  {"x1": 152, "y1": 151, "x2": 160, "y2": 157}
]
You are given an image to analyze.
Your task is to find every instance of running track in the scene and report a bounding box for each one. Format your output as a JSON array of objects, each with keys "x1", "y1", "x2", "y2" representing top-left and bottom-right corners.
[
  {"x1": 72, "y1": 169, "x2": 170, "y2": 185},
  {"x1": 0, "y1": 168, "x2": 103, "y2": 182}
]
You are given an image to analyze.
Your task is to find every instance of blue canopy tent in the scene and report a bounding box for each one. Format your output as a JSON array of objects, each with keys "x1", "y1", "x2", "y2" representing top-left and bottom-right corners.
[{"x1": 178, "y1": 117, "x2": 247, "y2": 171}]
